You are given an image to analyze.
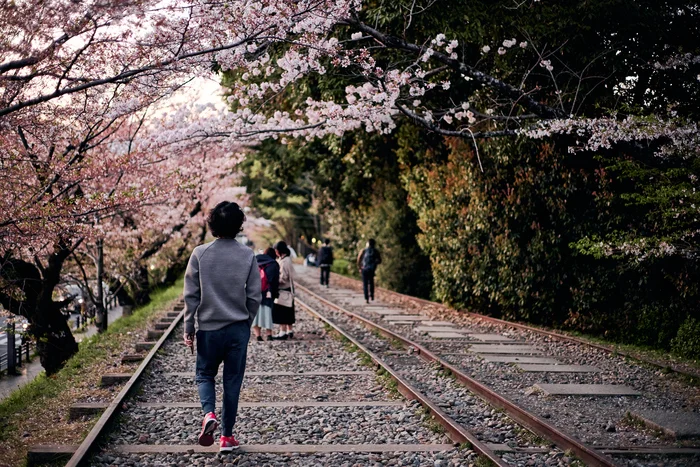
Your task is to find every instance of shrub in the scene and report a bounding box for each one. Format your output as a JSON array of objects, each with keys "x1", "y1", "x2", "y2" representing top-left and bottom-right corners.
[{"x1": 671, "y1": 318, "x2": 700, "y2": 360}]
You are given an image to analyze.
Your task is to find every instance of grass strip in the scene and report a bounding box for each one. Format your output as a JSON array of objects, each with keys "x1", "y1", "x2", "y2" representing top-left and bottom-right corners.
[{"x1": 0, "y1": 278, "x2": 183, "y2": 466}]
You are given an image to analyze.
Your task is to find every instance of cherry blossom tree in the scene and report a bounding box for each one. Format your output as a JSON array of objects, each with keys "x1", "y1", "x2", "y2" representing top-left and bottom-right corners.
[
  {"x1": 2, "y1": 0, "x2": 698, "y2": 371},
  {"x1": 0, "y1": 72, "x2": 238, "y2": 371}
]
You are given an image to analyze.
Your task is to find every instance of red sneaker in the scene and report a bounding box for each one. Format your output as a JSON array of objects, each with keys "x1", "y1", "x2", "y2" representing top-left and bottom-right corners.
[
  {"x1": 198, "y1": 412, "x2": 218, "y2": 447},
  {"x1": 219, "y1": 435, "x2": 240, "y2": 452}
]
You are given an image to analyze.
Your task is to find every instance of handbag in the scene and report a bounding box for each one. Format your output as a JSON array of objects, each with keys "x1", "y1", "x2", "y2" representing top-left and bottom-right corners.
[
  {"x1": 275, "y1": 285, "x2": 294, "y2": 307},
  {"x1": 274, "y1": 259, "x2": 295, "y2": 307}
]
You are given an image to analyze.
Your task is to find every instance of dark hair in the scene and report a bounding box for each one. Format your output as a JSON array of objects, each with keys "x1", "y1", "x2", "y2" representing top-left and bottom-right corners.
[
  {"x1": 207, "y1": 201, "x2": 245, "y2": 238},
  {"x1": 273, "y1": 240, "x2": 291, "y2": 257},
  {"x1": 324, "y1": 238, "x2": 330, "y2": 245},
  {"x1": 368, "y1": 238, "x2": 376, "y2": 248},
  {"x1": 264, "y1": 247, "x2": 276, "y2": 259}
]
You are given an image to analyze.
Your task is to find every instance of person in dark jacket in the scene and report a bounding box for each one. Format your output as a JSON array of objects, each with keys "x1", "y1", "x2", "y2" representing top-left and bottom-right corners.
[
  {"x1": 357, "y1": 238, "x2": 382, "y2": 304},
  {"x1": 317, "y1": 238, "x2": 334, "y2": 287},
  {"x1": 252, "y1": 247, "x2": 280, "y2": 341}
]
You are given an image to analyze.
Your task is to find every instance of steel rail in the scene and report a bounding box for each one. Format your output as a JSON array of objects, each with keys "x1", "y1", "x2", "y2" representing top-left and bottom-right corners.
[
  {"x1": 356, "y1": 280, "x2": 700, "y2": 381},
  {"x1": 295, "y1": 297, "x2": 508, "y2": 467},
  {"x1": 297, "y1": 284, "x2": 617, "y2": 467},
  {"x1": 64, "y1": 307, "x2": 185, "y2": 467}
]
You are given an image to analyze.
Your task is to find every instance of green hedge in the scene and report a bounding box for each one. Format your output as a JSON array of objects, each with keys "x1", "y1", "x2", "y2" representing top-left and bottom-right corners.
[{"x1": 402, "y1": 133, "x2": 700, "y2": 357}]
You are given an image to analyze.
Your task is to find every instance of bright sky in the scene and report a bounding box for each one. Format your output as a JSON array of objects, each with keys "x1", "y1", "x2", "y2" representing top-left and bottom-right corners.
[{"x1": 166, "y1": 73, "x2": 227, "y2": 111}]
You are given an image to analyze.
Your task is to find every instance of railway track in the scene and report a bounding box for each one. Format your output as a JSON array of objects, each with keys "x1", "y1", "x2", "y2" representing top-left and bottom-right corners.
[
  {"x1": 26, "y1": 268, "x2": 700, "y2": 467},
  {"x1": 375, "y1": 281, "x2": 700, "y2": 383},
  {"x1": 295, "y1": 267, "x2": 700, "y2": 467},
  {"x1": 29, "y1": 296, "x2": 504, "y2": 466}
]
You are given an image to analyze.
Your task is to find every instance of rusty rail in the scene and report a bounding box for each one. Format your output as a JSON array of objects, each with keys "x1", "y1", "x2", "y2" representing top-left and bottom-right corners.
[
  {"x1": 297, "y1": 284, "x2": 617, "y2": 467},
  {"x1": 353, "y1": 279, "x2": 699, "y2": 382},
  {"x1": 295, "y1": 297, "x2": 508, "y2": 467},
  {"x1": 64, "y1": 307, "x2": 185, "y2": 467}
]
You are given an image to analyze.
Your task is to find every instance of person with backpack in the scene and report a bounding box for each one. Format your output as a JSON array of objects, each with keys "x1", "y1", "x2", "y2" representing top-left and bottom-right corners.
[
  {"x1": 252, "y1": 247, "x2": 279, "y2": 342},
  {"x1": 357, "y1": 238, "x2": 382, "y2": 304},
  {"x1": 183, "y1": 201, "x2": 261, "y2": 452},
  {"x1": 317, "y1": 238, "x2": 334, "y2": 287}
]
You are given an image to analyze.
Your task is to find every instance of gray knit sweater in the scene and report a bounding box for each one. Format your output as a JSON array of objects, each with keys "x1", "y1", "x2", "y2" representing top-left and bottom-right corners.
[{"x1": 184, "y1": 239, "x2": 261, "y2": 334}]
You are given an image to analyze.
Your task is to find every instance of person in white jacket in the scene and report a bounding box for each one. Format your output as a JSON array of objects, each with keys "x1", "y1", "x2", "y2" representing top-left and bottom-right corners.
[{"x1": 271, "y1": 240, "x2": 296, "y2": 339}]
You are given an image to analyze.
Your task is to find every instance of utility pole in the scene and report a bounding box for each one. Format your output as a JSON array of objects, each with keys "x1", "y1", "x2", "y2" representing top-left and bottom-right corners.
[
  {"x1": 6, "y1": 321, "x2": 17, "y2": 375},
  {"x1": 95, "y1": 239, "x2": 107, "y2": 333}
]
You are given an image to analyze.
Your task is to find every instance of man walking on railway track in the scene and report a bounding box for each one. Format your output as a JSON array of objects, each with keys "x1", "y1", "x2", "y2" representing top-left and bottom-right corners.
[
  {"x1": 357, "y1": 239, "x2": 382, "y2": 304},
  {"x1": 317, "y1": 238, "x2": 334, "y2": 287},
  {"x1": 183, "y1": 201, "x2": 261, "y2": 452}
]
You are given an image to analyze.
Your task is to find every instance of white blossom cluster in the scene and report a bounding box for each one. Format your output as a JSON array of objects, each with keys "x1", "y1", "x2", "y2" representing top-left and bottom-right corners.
[
  {"x1": 654, "y1": 53, "x2": 700, "y2": 70},
  {"x1": 521, "y1": 117, "x2": 700, "y2": 158}
]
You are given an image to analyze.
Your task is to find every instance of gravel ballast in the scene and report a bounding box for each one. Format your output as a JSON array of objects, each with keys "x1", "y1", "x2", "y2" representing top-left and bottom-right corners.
[{"x1": 296, "y1": 266, "x2": 700, "y2": 467}]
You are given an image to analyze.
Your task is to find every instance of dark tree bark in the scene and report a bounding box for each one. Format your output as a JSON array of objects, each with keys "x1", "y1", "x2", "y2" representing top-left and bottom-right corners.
[
  {"x1": 0, "y1": 242, "x2": 79, "y2": 375},
  {"x1": 132, "y1": 263, "x2": 151, "y2": 306}
]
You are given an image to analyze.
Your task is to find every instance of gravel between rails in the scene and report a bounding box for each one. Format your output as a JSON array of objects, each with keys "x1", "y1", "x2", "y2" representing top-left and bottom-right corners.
[
  {"x1": 151, "y1": 323, "x2": 366, "y2": 374},
  {"x1": 136, "y1": 373, "x2": 393, "y2": 403},
  {"x1": 91, "y1": 450, "x2": 477, "y2": 467},
  {"x1": 297, "y1": 268, "x2": 700, "y2": 467},
  {"x1": 88, "y1": 296, "x2": 489, "y2": 466},
  {"x1": 111, "y1": 404, "x2": 447, "y2": 446},
  {"x1": 296, "y1": 290, "x2": 578, "y2": 466}
]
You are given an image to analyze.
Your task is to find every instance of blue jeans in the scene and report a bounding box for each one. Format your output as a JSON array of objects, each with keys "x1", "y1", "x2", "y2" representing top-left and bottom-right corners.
[
  {"x1": 361, "y1": 269, "x2": 375, "y2": 301},
  {"x1": 195, "y1": 321, "x2": 250, "y2": 437}
]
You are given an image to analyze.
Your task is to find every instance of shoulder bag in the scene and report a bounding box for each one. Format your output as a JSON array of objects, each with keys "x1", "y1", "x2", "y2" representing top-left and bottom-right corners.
[{"x1": 274, "y1": 260, "x2": 294, "y2": 307}]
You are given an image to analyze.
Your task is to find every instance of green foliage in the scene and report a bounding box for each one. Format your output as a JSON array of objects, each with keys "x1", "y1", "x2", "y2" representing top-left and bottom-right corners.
[
  {"x1": 238, "y1": 140, "x2": 319, "y2": 244},
  {"x1": 330, "y1": 259, "x2": 358, "y2": 279},
  {"x1": 671, "y1": 318, "x2": 700, "y2": 360},
  {"x1": 403, "y1": 129, "x2": 699, "y2": 350},
  {"x1": 229, "y1": 0, "x2": 700, "y2": 353},
  {"x1": 404, "y1": 134, "x2": 585, "y2": 323}
]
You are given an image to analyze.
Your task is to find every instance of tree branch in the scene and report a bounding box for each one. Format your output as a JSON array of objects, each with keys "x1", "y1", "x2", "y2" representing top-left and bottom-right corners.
[
  {"x1": 348, "y1": 19, "x2": 565, "y2": 120},
  {"x1": 0, "y1": 29, "x2": 272, "y2": 118}
]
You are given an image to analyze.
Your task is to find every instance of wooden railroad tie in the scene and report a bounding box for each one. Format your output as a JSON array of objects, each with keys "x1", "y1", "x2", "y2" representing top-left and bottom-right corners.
[
  {"x1": 27, "y1": 443, "x2": 700, "y2": 466},
  {"x1": 100, "y1": 373, "x2": 131, "y2": 386},
  {"x1": 154, "y1": 322, "x2": 170, "y2": 330},
  {"x1": 135, "y1": 341, "x2": 155, "y2": 352},
  {"x1": 68, "y1": 403, "x2": 109, "y2": 420},
  {"x1": 27, "y1": 445, "x2": 78, "y2": 466},
  {"x1": 147, "y1": 329, "x2": 164, "y2": 340},
  {"x1": 121, "y1": 354, "x2": 144, "y2": 364}
]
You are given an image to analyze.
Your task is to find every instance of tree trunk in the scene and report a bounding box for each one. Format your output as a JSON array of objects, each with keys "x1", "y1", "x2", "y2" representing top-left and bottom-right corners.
[
  {"x1": 108, "y1": 276, "x2": 135, "y2": 307},
  {"x1": 33, "y1": 299, "x2": 79, "y2": 375},
  {"x1": 94, "y1": 239, "x2": 107, "y2": 332},
  {"x1": 0, "y1": 242, "x2": 80, "y2": 375},
  {"x1": 132, "y1": 264, "x2": 151, "y2": 306}
]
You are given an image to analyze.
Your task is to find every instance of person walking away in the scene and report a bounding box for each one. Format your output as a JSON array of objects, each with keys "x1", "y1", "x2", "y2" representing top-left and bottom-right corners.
[
  {"x1": 272, "y1": 241, "x2": 296, "y2": 340},
  {"x1": 317, "y1": 238, "x2": 334, "y2": 287},
  {"x1": 252, "y1": 248, "x2": 279, "y2": 341},
  {"x1": 357, "y1": 239, "x2": 382, "y2": 304},
  {"x1": 183, "y1": 201, "x2": 261, "y2": 452}
]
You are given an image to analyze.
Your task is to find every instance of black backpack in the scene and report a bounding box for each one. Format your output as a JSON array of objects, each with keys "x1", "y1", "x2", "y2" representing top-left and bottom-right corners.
[{"x1": 362, "y1": 247, "x2": 379, "y2": 271}]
